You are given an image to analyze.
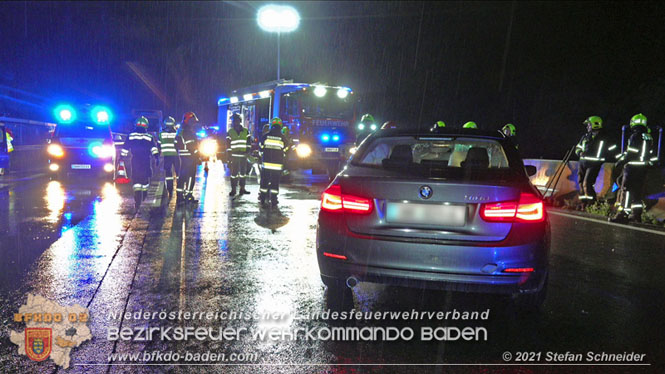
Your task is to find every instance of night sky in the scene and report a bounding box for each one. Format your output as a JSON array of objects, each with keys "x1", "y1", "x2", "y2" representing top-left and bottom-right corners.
[{"x1": 1, "y1": 1, "x2": 665, "y2": 158}]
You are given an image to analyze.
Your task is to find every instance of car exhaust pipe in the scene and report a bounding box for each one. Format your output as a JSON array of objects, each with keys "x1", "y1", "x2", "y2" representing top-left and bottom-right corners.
[{"x1": 346, "y1": 276, "x2": 359, "y2": 288}]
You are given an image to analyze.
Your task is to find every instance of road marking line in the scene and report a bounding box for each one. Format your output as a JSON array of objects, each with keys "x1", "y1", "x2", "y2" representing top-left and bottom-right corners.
[{"x1": 548, "y1": 210, "x2": 665, "y2": 237}]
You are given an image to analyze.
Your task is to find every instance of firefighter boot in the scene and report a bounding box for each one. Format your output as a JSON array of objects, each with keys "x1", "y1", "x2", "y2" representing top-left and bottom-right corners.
[
  {"x1": 258, "y1": 192, "x2": 267, "y2": 207},
  {"x1": 229, "y1": 178, "x2": 237, "y2": 197},
  {"x1": 628, "y1": 206, "x2": 643, "y2": 223},
  {"x1": 271, "y1": 195, "x2": 279, "y2": 207},
  {"x1": 134, "y1": 191, "x2": 143, "y2": 212},
  {"x1": 609, "y1": 210, "x2": 628, "y2": 224},
  {"x1": 239, "y1": 179, "x2": 250, "y2": 195}
]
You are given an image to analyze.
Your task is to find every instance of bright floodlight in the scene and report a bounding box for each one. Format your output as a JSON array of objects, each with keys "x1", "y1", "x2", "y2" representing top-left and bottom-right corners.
[
  {"x1": 257, "y1": 4, "x2": 300, "y2": 33},
  {"x1": 336, "y1": 88, "x2": 349, "y2": 99},
  {"x1": 313, "y1": 86, "x2": 327, "y2": 97},
  {"x1": 243, "y1": 94, "x2": 253, "y2": 101},
  {"x1": 259, "y1": 90, "x2": 271, "y2": 98},
  {"x1": 230, "y1": 96, "x2": 239, "y2": 104}
]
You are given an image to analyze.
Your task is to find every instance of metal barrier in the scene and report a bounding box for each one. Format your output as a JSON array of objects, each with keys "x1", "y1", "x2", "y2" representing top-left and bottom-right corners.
[
  {"x1": 525, "y1": 158, "x2": 665, "y2": 220},
  {"x1": 0, "y1": 116, "x2": 56, "y2": 174}
]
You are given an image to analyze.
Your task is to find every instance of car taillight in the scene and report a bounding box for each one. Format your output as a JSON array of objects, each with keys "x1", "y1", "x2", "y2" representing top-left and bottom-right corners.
[
  {"x1": 321, "y1": 185, "x2": 373, "y2": 214},
  {"x1": 480, "y1": 193, "x2": 544, "y2": 222},
  {"x1": 515, "y1": 193, "x2": 544, "y2": 221}
]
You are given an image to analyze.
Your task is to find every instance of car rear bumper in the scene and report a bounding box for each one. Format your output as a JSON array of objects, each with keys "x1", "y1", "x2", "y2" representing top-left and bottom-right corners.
[
  {"x1": 48, "y1": 157, "x2": 114, "y2": 176},
  {"x1": 317, "y1": 215, "x2": 549, "y2": 295}
]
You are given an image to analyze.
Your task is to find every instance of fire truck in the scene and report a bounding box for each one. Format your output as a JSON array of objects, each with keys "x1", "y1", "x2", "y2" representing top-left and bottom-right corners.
[{"x1": 217, "y1": 79, "x2": 357, "y2": 178}]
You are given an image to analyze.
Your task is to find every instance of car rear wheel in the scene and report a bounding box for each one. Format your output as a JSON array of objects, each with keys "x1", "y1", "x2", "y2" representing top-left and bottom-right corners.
[
  {"x1": 322, "y1": 276, "x2": 353, "y2": 311},
  {"x1": 514, "y1": 274, "x2": 548, "y2": 313}
]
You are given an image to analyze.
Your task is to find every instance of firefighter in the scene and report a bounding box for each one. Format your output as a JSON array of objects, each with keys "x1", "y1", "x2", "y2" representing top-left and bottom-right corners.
[
  {"x1": 121, "y1": 116, "x2": 160, "y2": 211},
  {"x1": 610, "y1": 113, "x2": 654, "y2": 223},
  {"x1": 226, "y1": 113, "x2": 251, "y2": 196},
  {"x1": 463, "y1": 121, "x2": 478, "y2": 129},
  {"x1": 176, "y1": 112, "x2": 200, "y2": 205},
  {"x1": 159, "y1": 116, "x2": 181, "y2": 198},
  {"x1": 502, "y1": 123, "x2": 518, "y2": 148},
  {"x1": 259, "y1": 117, "x2": 287, "y2": 207},
  {"x1": 575, "y1": 116, "x2": 611, "y2": 209},
  {"x1": 0, "y1": 127, "x2": 13, "y2": 175},
  {"x1": 281, "y1": 126, "x2": 296, "y2": 176},
  {"x1": 502, "y1": 123, "x2": 516, "y2": 137},
  {"x1": 430, "y1": 120, "x2": 445, "y2": 132},
  {"x1": 356, "y1": 113, "x2": 376, "y2": 145}
]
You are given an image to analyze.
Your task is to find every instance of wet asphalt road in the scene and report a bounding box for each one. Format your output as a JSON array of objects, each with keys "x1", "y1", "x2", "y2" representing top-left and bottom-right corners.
[{"x1": 0, "y1": 162, "x2": 663, "y2": 374}]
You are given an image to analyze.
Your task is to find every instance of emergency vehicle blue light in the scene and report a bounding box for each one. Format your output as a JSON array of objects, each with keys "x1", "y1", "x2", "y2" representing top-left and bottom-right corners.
[
  {"x1": 211, "y1": 126, "x2": 220, "y2": 131},
  {"x1": 332, "y1": 134, "x2": 340, "y2": 142},
  {"x1": 197, "y1": 130, "x2": 207, "y2": 138},
  {"x1": 218, "y1": 97, "x2": 230, "y2": 105},
  {"x1": 54, "y1": 104, "x2": 76, "y2": 124},
  {"x1": 91, "y1": 106, "x2": 113, "y2": 125},
  {"x1": 321, "y1": 133, "x2": 330, "y2": 142}
]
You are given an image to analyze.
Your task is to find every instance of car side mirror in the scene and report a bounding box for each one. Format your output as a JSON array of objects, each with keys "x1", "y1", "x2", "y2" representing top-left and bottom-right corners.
[{"x1": 525, "y1": 165, "x2": 537, "y2": 177}]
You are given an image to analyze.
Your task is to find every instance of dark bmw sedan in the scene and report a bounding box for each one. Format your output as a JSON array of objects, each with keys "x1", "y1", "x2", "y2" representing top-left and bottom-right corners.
[{"x1": 316, "y1": 127, "x2": 549, "y2": 309}]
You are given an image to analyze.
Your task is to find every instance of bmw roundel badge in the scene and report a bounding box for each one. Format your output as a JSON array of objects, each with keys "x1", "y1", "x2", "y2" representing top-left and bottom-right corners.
[{"x1": 419, "y1": 185, "x2": 433, "y2": 199}]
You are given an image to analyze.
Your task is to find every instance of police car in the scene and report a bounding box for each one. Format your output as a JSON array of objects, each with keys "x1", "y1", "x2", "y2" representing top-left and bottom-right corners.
[{"x1": 47, "y1": 105, "x2": 116, "y2": 180}]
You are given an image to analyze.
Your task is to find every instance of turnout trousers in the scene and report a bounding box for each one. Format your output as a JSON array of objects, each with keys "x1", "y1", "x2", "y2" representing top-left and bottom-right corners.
[
  {"x1": 577, "y1": 161, "x2": 602, "y2": 203},
  {"x1": 259, "y1": 168, "x2": 281, "y2": 203},
  {"x1": 620, "y1": 165, "x2": 647, "y2": 218},
  {"x1": 163, "y1": 155, "x2": 181, "y2": 194},
  {"x1": 177, "y1": 156, "x2": 197, "y2": 201},
  {"x1": 229, "y1": 155, "x2": 248, "y2": 190}
]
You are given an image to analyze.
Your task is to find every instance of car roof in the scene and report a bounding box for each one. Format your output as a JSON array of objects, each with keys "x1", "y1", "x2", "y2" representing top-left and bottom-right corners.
[{"x1": 373, "y1": 127, "x2": 506, "y2": 140}]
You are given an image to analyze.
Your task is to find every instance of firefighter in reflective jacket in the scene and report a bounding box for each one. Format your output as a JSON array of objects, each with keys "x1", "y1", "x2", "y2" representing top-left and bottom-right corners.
[
  {"x1": 159, "y1": 116, "x2": 181, "y2": 197},
  {"x1": 610, "y1": 113, "x2": 655, "y2": 223},
  {"x1": 122, "y1": 116, "x2": 160, "y2": 211},
  {"x1": 176, "y1": 112, "x2": 200, "y2": 204},
  {"x1": 226, "y1": 113, "x2": 251, "y2": 197},
  {"x1": 259, "y1": 117, "x2": 287, "y2": 206},
  {"x1": 575, "y1": 116, "x2": 612, "y2": 209}
]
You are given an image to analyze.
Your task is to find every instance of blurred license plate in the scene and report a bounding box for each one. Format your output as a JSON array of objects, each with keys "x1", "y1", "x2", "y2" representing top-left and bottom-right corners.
[
  {"x1": 71, "y1": 164, "x2": 91, "y2": 169},
  {"x1": 324, "y1": 147, "x2": 339, "y2": 152},
  {"x1": 386, "y1": 202, "x2": 466, "y2": 226}
]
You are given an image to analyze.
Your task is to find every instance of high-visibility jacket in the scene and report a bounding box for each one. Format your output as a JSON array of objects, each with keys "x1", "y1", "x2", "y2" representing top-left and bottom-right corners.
[
  {"x1": 260, "y1": 127, "x2": 286, "y2": 171},
  {"x1": 575, "y1": 130, "x2": 612, "y2": 163},
  {"x1": 615, "y1": 127, "x2": 655, "y2": 167},
  {"x1": 177, "y1": 128, "x2": 199, "y2": 157},
  {"x1": 6, "y1": 132, "x2": 13, "y2": 153},
  {"x1": 159, "y1": 128, "x2": 180, "y2": 157},
  {"x1": 226, "y1": 127, "x2": 251, "y2": 158},
  {"x1": 121, "y1": 131, "x2": 159, "y2": 159}
]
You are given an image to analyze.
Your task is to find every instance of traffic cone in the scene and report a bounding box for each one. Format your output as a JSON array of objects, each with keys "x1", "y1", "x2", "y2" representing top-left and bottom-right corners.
[{"x1": 115, "y1": 160, "x2": 130, "y2": 184}]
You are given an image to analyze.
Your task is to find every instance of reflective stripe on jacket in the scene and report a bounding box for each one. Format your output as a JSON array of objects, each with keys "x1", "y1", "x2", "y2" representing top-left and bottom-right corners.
[
  {"x1": 159, "y1": 130, "x2": 180, "y2": 156},
  {"x1": 260, "y1": 128, "x2": 286, "y2": 168},
  {"x1": 226, "y1": 127, "x2": 251, "y2": 157}
]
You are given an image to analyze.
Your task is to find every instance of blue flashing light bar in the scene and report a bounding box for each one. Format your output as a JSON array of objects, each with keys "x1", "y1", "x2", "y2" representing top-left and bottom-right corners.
[
  {"x1": 54, "y1": 104, "x2": 77, "y2": 124},
  {"x1": 91, "y1": 106, "x2": 113, "y2": 125}
]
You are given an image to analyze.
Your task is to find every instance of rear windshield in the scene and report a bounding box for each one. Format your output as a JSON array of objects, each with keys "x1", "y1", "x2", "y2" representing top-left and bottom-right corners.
[
  {"x1": 55, "y1": 123, "x2": 111, "y2": 138},
  {"x1": 353, "y1": 136, "x2": 516, "y2": 179}
]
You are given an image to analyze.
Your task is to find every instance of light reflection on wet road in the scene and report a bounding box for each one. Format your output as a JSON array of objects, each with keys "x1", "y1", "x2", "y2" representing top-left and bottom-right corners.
[{"x1": 0, "y1": 163, "x2": 663, "y2": 373}]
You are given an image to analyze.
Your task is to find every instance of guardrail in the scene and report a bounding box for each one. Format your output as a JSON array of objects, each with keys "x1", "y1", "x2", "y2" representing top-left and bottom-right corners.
[
  {"x1": 524, "y1": 158, "x2": 665, "y2": 220},
  {"x1": 0, "y1": 117, "x2": 56, "y2": 174}
]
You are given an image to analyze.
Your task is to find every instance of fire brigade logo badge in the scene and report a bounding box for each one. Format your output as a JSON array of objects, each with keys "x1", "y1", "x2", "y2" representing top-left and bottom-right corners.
[
  {"x1": 25, "y1": 328, "x2": 52, "y2": 362},
  {"x1": 10, "y1": 294, "x2": 92, "y2": 369}
]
